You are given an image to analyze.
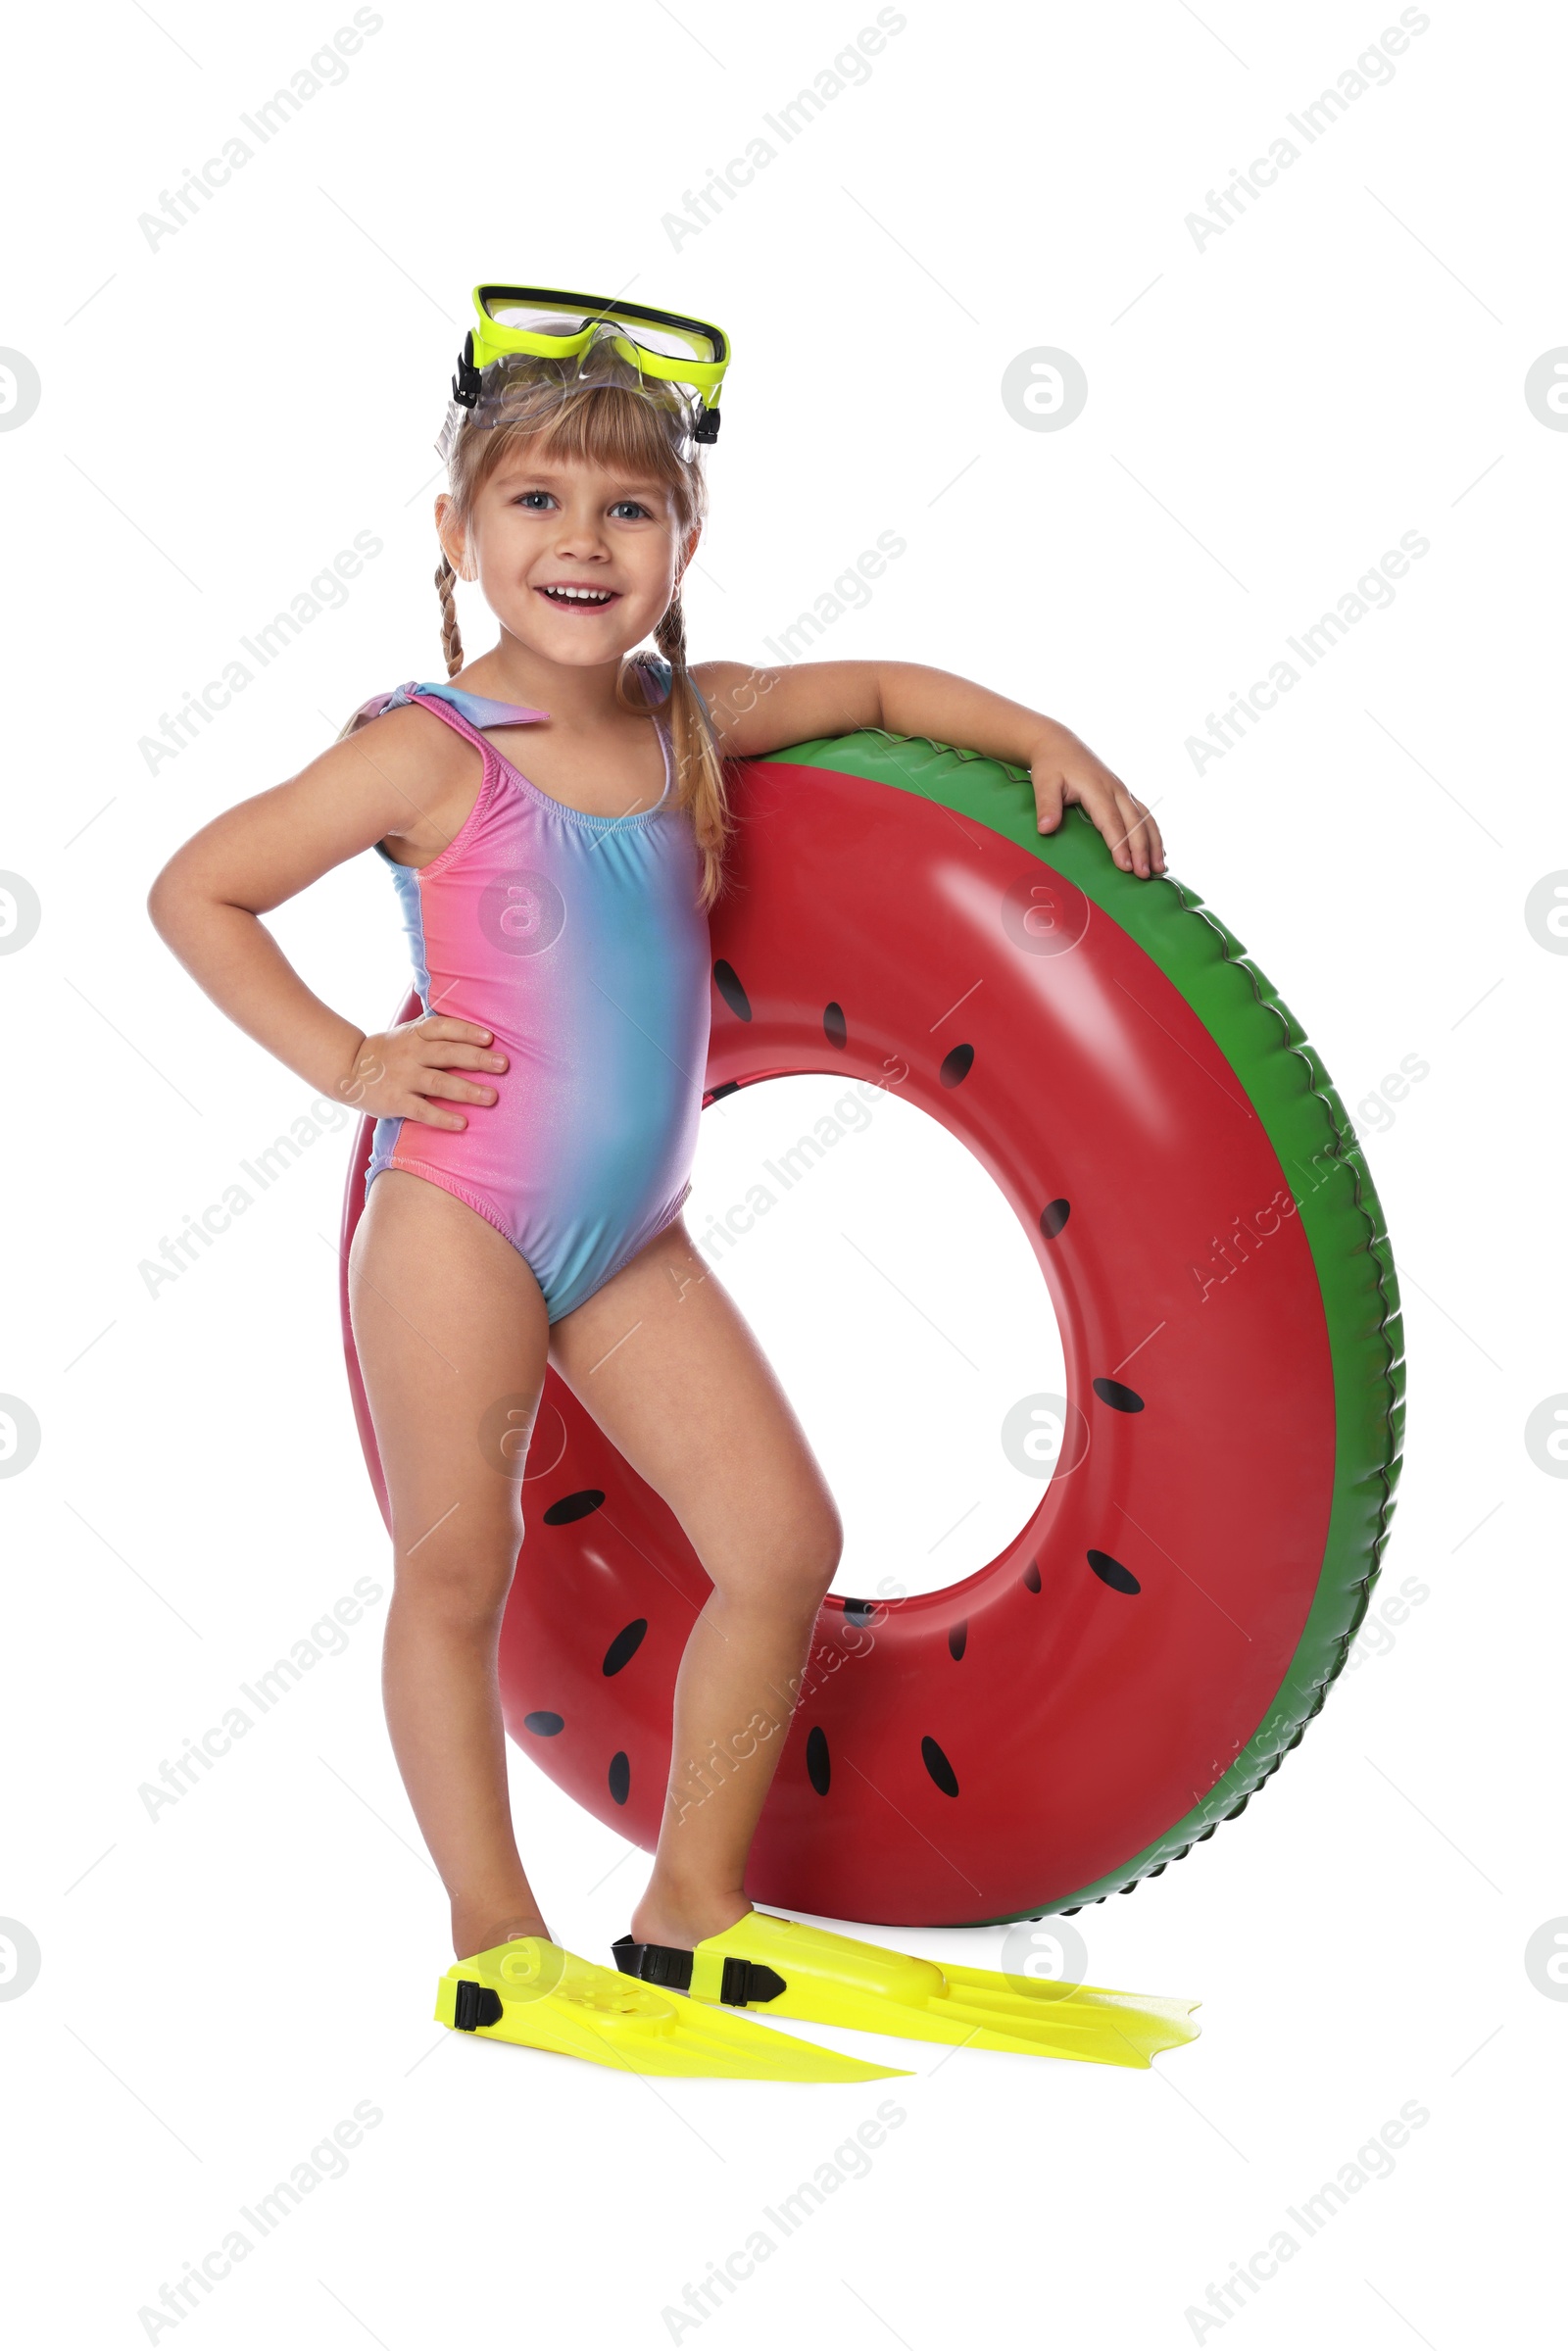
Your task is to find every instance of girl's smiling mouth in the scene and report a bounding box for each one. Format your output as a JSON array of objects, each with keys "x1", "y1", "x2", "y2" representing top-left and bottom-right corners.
[{"x1": 536, "y1": 582, "x2": 619, "y2": 610}]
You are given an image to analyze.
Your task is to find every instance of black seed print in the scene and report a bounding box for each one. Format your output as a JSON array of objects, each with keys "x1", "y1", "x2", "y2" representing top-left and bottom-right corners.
[
  {"x1": 708, "y1": 1080, "x2": 740, "y2": 1102},
  {"x1": 608, "y1": 1751, "x2": 631, "y2": 1805},
  {"x1": 939, "y1": 1043, "x2": 975, "y2": 1088},
  {"x1": 823, "y1": 1002, "x2": 848, "y2": 1049},
  {"x1": 921, "y1": 1736, "x2": 960, "y2": 1797},
  {"x1": 840, "y1": 1598, "x2": 876, "y2": 1626},
  {"x1": 1092, "y1": 1378, "x2": 1145, "y2": 1413},
  {"x1": 543, "y1": 1490, "x2": 606, "y2": 1526},
  {"x1": 806, "y1": 1726, "x2": 831, "y2": 1794},
  {"x1": 1087, "y1": 1548, "x2": 1141, "y2": 1595},
  {"x1": 1040, "y1": 1200, "x2": 1071, "y2": 1240},
  {"x1": 712, "y1": 959, "x2": 752, "y2": 1020},
  {"x1": 602, "y1": 1620, "x2": 648, "y2": 1677},
  {"x1": 523, "y1": 1711, "x2": 564, "y2": 1737},
  {"x1": 1022, "y1": 1560, "x2": 1043, "y2": 1593},
  {"x1": 948, "y1": 1620, "x2": 968, "y2": 1661}
]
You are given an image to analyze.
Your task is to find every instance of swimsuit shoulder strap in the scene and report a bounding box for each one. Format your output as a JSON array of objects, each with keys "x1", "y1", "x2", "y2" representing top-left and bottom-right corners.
[
  {"x1": 637, "y1": 655, "x2": 711, "y2": 724},
  {"x1": 354, "y1": 679, "x2": 550, "y2": 756}
]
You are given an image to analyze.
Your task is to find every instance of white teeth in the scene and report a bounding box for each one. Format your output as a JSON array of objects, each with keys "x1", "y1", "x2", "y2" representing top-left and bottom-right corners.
[{"x1": 545, "y1": 585, "x2": 612, "y2": 602}]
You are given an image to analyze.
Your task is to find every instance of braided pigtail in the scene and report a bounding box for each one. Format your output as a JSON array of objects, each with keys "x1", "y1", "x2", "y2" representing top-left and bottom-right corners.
[
  {"x1": 654, "y1": 591, "x2": 689, "y2": 676},
  {"x1": 435, "y1": 553, "x2": 465, "y2": 678},
  {"x1": 615, "y1": 590, "x2": 730, "y2": 911}
]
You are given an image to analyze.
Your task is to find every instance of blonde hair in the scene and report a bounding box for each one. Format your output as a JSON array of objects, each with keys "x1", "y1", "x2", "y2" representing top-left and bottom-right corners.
[{"x1": 427, "y1": 340, "x2": 731, "y2": 910}]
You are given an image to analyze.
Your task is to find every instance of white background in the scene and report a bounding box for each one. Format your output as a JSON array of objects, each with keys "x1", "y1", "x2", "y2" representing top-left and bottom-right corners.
[{"x1": 2, "y1": 2, "x2": 1564, "y2": 2345}]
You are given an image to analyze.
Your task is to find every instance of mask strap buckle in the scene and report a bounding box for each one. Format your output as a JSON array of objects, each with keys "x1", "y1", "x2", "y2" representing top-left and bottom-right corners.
[{"x1": 452, "y1": 332, "x2": 482, "y2": 410}]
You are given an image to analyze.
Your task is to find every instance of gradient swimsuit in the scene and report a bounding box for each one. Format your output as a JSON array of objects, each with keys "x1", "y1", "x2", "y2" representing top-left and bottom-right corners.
[{"x1": 357, "y1": 661, "x2": 711, "y2": 1321}]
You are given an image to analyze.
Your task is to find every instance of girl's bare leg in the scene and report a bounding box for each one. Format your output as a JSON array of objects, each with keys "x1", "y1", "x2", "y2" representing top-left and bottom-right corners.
[
  {"x1": 549, "y1": 1215, "x2": 842, "y2": 1950},
  {"x1": 348, "y1": 1169, "x2": 552, "y2": 1962}
]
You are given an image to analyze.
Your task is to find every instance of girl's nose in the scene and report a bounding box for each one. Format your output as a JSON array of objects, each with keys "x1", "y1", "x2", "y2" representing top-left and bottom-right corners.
[{"x1": 555, "y1": 512, "x2": 608, "y2": 556}]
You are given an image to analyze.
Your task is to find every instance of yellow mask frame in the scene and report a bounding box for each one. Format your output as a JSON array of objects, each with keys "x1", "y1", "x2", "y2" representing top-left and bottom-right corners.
[{"x1": 452, "y1": 284, "x2": 731, "y2": 443}]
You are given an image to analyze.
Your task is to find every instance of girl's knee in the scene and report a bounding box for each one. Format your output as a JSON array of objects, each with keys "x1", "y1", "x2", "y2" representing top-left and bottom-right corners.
[
  {"x1": 714, "y1": 1512, "x2": 843, "y2": 1617},
  {"x1": 389, "y1": 1503, "x2": 522, "y2": 1624},
  {"x1": 393, "y1": 1559, "x2": 517, "y2": 1632}
]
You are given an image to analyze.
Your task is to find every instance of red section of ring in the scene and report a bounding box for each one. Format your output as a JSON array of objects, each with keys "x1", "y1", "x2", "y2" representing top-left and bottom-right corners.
[{"x1": 341, "y1": 758, "x2": 1335, "y2": 1923}]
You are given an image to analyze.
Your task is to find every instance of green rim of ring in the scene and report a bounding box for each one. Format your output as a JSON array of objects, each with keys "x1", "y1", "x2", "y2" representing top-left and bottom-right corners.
[{"x1": 762, "y1": 732, "x2": 1406, "y2": 1917}]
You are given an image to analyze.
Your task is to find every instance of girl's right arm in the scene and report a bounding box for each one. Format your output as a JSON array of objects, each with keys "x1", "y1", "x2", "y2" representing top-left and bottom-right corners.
[{"x1": 146, "y1": 710, "x2": 507, "y2": 1130}]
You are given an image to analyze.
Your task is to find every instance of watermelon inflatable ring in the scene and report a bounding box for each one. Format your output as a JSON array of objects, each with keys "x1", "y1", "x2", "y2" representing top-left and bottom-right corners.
[{"x1": 338, "y1": 731, "x2": 1404, "y2": 1927}]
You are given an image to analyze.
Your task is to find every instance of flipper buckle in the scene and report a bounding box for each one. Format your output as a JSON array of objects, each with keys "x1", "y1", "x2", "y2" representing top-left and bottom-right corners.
[
  {"x1": 453, "y1": 1979, "x2": 504, "y2": 2032},
  {"x1": 718, "y1": 1956, "x2": 787, "y2": 2007}
]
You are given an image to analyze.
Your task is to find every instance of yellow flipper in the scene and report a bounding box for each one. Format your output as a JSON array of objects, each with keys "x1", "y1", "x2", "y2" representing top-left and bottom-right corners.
[
  {"x1": 435, "y1": 1935, "x2": 907, "y2": 2082},
  {"x1": 612, "y1": 1912, "x2": 1200, "y2": 2069}
]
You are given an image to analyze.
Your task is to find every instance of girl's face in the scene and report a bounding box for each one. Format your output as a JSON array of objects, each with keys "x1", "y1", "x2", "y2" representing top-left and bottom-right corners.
[{"x1": 437, "y1": 446, "x2": 697, "y2": 670}]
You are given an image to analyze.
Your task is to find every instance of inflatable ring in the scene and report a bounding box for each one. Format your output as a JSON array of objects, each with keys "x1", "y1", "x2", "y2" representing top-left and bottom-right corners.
[{"x1": 339, "y1": 732, "x2": 1404, "y2": 1927}]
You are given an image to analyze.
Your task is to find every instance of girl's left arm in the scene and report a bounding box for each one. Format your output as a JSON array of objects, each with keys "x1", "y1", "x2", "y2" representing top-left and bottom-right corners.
[{"x1": 691, "y1": 657, "x2": 1164, "y2": 878}]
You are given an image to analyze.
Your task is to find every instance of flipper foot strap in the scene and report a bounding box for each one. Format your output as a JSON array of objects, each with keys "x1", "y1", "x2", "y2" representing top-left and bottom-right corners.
[{"x1": 611, "y1": 1934, "x2": 786, "y2": 2007}]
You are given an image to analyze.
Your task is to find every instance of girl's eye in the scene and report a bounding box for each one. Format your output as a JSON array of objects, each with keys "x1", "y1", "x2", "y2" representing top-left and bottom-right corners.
[
  {"x1": 514, "y1": 490, "x2": 556, "y2": 511},
  {"x1": 610, "y1": 500, "x2": 652, "y2": 520}
]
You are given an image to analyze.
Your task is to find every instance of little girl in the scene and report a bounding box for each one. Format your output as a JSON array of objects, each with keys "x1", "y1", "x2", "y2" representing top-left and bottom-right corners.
[{"x1": 149, "y1": 287, "x2": 1170, "y2": 2075}]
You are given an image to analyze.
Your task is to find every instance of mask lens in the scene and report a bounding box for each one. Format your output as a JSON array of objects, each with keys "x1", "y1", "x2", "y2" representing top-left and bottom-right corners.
[
  {"x1": 486, "y1": 302, "x2": 586, "y2": 338},
  {"x1": 606, "y1": 316, "x2": 716, "y2": 366}
]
